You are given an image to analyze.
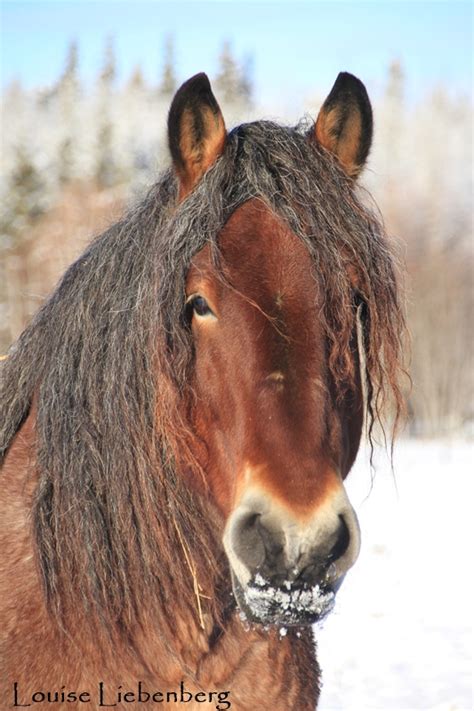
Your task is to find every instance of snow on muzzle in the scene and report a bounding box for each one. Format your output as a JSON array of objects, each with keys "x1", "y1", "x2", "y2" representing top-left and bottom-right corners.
[{"x1": 223, "y1": 485, "x2": 361, "y2": 625}]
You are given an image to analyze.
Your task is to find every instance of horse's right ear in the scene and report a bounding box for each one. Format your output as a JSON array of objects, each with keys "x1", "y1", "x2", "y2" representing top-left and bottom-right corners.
[{"x1": 168, "y1": 73, "x2": 227, "y2": 200}]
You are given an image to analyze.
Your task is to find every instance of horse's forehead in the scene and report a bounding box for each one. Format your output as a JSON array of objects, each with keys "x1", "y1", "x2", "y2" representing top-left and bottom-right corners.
[{"x1": 188, "y1": 199, "x2": 317, "y2": 302}]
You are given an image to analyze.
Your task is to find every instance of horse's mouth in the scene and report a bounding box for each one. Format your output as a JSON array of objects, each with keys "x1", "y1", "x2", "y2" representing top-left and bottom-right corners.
[{"x1": 232, "y1": 572, "x2": 337, "y2": 627}]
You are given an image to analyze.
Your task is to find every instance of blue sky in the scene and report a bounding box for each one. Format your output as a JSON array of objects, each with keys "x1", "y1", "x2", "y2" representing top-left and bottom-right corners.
[{"x1": 1, "y1": 1, "x2": 472, "y2": 104}]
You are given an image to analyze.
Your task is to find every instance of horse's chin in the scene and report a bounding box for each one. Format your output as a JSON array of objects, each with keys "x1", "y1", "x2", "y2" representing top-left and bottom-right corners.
[{"x1": 231, "y1": 572, "x2": 339, "y2": 627}]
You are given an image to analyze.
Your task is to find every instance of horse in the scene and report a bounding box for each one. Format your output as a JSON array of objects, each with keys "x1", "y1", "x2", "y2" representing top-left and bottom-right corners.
[{"x1": 0, "y1": 72, "x2": 404, "y2": 710}]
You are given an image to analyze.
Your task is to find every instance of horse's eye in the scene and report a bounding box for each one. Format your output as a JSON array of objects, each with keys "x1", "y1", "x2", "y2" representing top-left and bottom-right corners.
[{"x1": 188, "y1": 295, "x2": 214, "y2": 318}]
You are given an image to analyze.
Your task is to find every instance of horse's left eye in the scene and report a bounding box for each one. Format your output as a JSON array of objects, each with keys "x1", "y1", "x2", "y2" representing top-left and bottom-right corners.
[{"x1": 188, "y1": 295, "x2": 214, "y2": 318}]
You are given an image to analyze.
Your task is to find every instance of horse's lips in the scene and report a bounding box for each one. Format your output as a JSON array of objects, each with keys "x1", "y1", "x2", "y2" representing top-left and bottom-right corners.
[{"x1": 231, "y1": 572, "x2": 337, "y2": 627}]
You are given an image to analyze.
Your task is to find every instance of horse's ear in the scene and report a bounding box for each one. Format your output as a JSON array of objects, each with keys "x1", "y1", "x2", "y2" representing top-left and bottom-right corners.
[
  {"x1": 313, "y1": 72, "x2": 373, "y2": 179},
  {"x1": 168, "y1": 73, "x2": 226, "y2": 199}
]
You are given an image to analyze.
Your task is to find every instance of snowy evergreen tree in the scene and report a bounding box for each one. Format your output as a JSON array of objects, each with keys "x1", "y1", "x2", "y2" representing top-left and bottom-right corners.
[
  {"x1": 95, "y1": 38, "x2": 118, "y2": 187},
  {"x1": 240, "y1": 53, "x2": 254, "y2": 106},
  {"x1": 56, "y1": 41, "x2": 80, "y2": 184},
  {"x1": 121, "y1": 63, "x2": 156, "y2": 193},
  {"x1": 215, "y1": 40, "x2": 249, "y2": 106},
  {"x1": 0, "y1": 146, "x2": 48, "y2": 244},
  {"x1": 127, "y1": 64, "x2": 146, "y2": 92},
  {"x1": 372, "y1": 60, "x2": 407, "y2": 230},
  {"x1": 214, "y1": 41, "x2": 242, "y2": 104},
  {"x1": 158, "y1": 35, "x2": 177, "y2": 97}
]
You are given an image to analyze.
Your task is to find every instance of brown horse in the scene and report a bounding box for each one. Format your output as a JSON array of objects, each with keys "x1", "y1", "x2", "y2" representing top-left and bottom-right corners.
[{"x1": 0, "y1": 73, "x2": 404, "y2": 710}]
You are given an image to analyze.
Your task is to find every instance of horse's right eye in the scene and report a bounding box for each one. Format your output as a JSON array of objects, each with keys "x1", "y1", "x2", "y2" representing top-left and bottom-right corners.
[{"x1": 187, "y1": 295, "x2": 215, "y2": 319}]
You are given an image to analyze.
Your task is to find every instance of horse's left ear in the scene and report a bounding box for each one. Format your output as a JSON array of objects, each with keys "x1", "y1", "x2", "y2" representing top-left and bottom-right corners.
[
  {"x1": 168, "y1": 73, "x2": 227, "y2": 199},
  {"x1": 313, "y1": 72, "x2": 373, "y2": 179}
]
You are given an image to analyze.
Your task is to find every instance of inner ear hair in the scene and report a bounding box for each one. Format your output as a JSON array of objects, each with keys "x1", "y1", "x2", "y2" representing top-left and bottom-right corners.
[
  {"x1": 314, "y1": 72, "x2": 373, "y2": 179},
  {"x1": 168, "y1": 73, "x2": 226, "y2": 198}
]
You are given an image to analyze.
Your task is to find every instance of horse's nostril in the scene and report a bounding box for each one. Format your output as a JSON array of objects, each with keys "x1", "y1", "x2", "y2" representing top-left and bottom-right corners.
[
  {"x1": 231, "y1": 511, "x2": 266, "y2": 571},
  {"x1": 229, "y1": 510, "x2": 287, "y2": 575},
  {"x1": 328, "y1": 515, "x2": 351, "y2": 565},
  {"x1": 297, "y1": 516, "x2": 352, "y2": 586},
  {"x1": 257, "y1": 518, "x2": 285, "y2": 558},
  {"x1": 241, "y1": 512, "x2": 260, "y2": 532}
]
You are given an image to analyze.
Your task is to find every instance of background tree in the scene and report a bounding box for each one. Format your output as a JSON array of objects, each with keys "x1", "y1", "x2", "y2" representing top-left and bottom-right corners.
[
  {"x1": 0, "y1": 145, "x2": 50, "y2": 345},
  {"x1": 214, "y1": 40, "x2": 250, "y2": 107},
  {"x1": 158, "y1": 35, "x2": 177, "y2": 97},
  {"x1": 95, "y1": 38, "x2": 118, "y2": 188},
  {"x1": 56, "y1": 41, "x2": 80, "y2": 184}
]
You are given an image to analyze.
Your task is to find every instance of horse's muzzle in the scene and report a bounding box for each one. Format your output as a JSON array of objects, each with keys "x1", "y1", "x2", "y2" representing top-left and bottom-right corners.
[{"x1": 223, "y1": 485, "x2": 360, "y2": 626}]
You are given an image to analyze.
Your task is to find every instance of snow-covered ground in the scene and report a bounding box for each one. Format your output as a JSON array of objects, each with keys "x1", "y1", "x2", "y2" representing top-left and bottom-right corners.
[{"x1": 316, "y1": 439, "x2": 473, "y2": 711}]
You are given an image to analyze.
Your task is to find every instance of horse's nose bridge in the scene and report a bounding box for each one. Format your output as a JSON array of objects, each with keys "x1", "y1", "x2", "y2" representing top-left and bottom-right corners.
[
  {"x1": 238, "y1": 456, "x2": 342, "y2": 514},
  {"x1": 224, "y1": 482, "x2": 361, "y2": 587}
]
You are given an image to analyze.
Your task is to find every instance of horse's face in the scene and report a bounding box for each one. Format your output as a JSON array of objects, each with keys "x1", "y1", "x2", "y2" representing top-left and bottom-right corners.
[
  {"x1": 186, "y1": 200, "x2": 363, "y2": 625},
  {"x1": 169, "y1": 73, "x2": 373, "y2": 626}
]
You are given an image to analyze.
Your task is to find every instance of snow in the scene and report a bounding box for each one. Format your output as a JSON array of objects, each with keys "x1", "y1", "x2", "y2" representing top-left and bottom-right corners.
[
  {"x1": 316, "y1": 439, "x2": 473, "y2": 711},
  {"x1": 243, "y1": 575, "x2": 335, "y2": 624}
]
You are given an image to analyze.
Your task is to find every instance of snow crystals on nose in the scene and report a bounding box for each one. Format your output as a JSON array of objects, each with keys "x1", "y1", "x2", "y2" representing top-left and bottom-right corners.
[{"x1": 242, "y1": 573, "x2": 335, "y2": 624}]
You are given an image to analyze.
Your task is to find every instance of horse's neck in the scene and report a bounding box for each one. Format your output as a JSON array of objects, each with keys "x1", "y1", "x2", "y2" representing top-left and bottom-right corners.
[{"x1": 123, "y1": 611, "x2": 319, "y2": 709}]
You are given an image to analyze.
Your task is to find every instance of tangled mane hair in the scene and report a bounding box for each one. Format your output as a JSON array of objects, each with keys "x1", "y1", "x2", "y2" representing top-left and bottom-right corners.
[{"x1": 0, "y1": 120, "x2": 405, "y2": 648}]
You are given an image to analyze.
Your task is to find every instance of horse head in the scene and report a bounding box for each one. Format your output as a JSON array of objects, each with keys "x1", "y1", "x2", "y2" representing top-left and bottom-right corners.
[{"x1": 168, "y1": 73, "x2": 374, "y2": 626}]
